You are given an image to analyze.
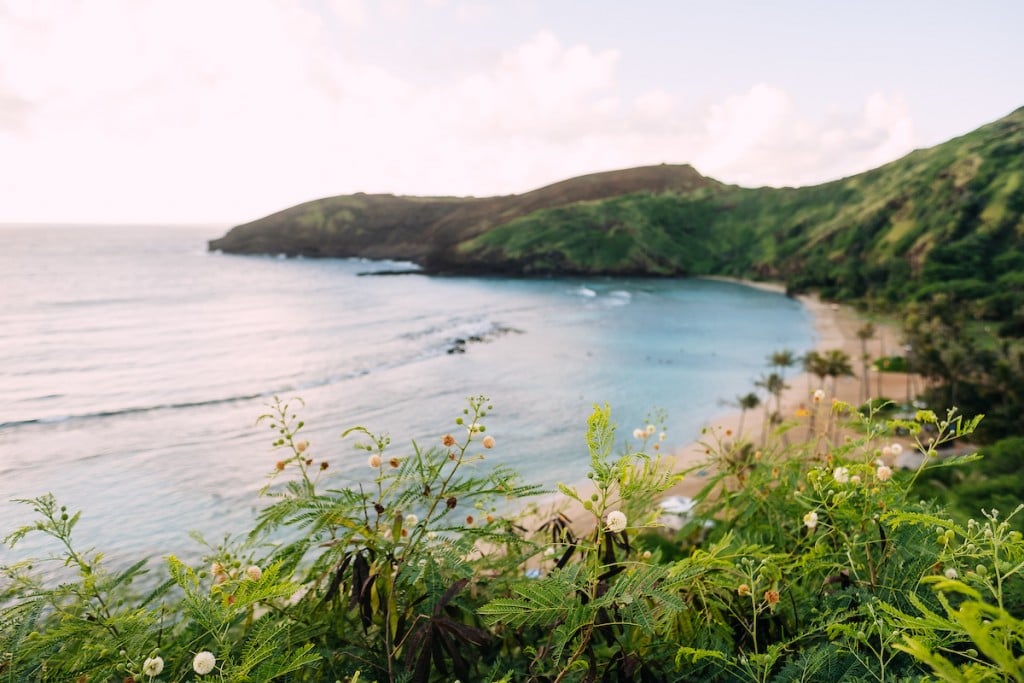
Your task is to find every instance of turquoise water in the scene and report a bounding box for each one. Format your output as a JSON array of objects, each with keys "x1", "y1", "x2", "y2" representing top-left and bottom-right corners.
[{"x1": 0, "y1": 224, "x2": 814, "y2": 565}]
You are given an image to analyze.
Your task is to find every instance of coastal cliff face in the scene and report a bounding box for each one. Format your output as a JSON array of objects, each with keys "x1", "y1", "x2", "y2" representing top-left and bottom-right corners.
[{"x1": 210, "y1": 107, "x2": 1024, "y2": 299}]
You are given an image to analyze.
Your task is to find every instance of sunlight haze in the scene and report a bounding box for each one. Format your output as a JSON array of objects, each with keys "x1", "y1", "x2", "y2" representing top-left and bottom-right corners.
[{"x1": 1, "y1": 0, "x2": 1021, "y2": 223}]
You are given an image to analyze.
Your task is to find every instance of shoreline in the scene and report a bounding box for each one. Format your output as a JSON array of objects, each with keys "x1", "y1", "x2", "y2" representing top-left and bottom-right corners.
[
  {"x1": 525, "y1": 280, "x2": 911, "y2": 531},
  {"x1": 659, "y1": 289, "x2": 906, "y2": 500}
]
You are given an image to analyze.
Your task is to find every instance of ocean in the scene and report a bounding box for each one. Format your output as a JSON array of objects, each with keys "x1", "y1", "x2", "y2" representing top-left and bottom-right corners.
[{"x1": 0, "y1": 224, "x2": 813, "y2": 566}]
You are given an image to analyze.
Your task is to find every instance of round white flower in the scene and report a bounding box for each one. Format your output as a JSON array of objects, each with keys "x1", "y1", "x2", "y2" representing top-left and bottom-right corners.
[
  {"x1": 632, "y1": 428, "x2": 645, "y2": 440},
  {"x1": 812, "y1": 389, "x2": 825, "y2": 402},
  {"x1": 890, "y1": 443, "x2": 903, "y2": 456},
  {"x1": 605, "y1": 510, "x2": 628, "y2": 533},
  {"x1": 944, "y1": 567, "x2": 958, "y2": 580},
  {"x1": 143, "y1": 656, "x2": 164, "y2": 677},
  {"x1": 803, "y1": 510, "x2": 819, "y2": 530},
  {"x1": 833, "y1": 466, "x2": 850, "y2": 484},
  {"x1": 543, "y1": 546, "x2": 556, "y2": 557},
  {"x1": 646, "y1": 424, "x2": 656, "y2": 436},
  {"x1": 876, "y1": 465, "x2": 893, "y2": 482},
  {"x1": 245, "y1": 565, "x2": 262, "y2": 581},
  {"x1": 193, "y1": 650, "x2": 216, "y2": 675},
  {"x1": 405, "y1": 513, "x2": 419, "y2": 527},
  {"x1": 368, "y1": 454, "x2": 382, "y2": 468}
]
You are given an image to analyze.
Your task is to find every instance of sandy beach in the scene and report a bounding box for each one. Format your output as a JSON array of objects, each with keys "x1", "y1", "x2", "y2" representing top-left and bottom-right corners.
[
  {"x1": 658, "y1": 288, "x2": 912, "y2": 500},
  {"x1": 525, "y1": 280, "x2": 916, "y2": 533}
]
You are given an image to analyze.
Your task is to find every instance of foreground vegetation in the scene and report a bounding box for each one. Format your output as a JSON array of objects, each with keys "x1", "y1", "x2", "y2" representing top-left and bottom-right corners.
[{"x1": 4, "y1": 395, "x2": 1022, "y2": 682}]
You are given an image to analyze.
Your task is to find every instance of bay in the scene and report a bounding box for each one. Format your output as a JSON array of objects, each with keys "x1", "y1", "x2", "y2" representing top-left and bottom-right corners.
[{"x1": 0, "y1": 224, "x2": 813, "y2": 566}]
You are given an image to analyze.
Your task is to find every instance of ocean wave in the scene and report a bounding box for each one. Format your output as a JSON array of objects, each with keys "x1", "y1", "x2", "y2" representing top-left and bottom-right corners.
[{"x1": 1, "y1": 318, "x2": 521, "y2": 431}]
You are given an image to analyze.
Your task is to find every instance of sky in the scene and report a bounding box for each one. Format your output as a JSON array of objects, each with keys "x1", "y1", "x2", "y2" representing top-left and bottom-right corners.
[{"x1": 1, "y1": 0, "x2": 1022, "y2": 224}]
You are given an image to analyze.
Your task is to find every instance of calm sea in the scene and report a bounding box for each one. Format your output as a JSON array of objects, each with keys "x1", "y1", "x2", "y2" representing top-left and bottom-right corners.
[{"x1": 0, "y1": 224, "x2": 813, "y2": 566}]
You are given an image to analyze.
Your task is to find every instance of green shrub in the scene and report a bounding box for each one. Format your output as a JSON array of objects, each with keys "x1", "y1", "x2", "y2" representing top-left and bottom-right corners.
[{"x1": 3, "y1": 398, "x2": 1022, "y2": 682}]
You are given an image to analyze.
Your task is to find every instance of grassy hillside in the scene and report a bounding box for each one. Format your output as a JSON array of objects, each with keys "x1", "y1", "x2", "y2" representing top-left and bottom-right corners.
[
  {"x1": 207, "y1": 164, "x2": 718, "y2": 260},
  {"x1": 434, "y1": 106, "x2": 1024, "y2": 297},
  {"x1": 211, "y1": 107, "x2": 1023, "y2": 295}
]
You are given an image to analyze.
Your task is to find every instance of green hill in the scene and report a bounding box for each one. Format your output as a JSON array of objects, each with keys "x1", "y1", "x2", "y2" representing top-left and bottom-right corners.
[
  {"x1": 437, "y1": 107, "x2": 1024, "y2": 294},
  {"x1": 207, "y1": 164, "x2": 720, "y2": 262},
  {"x1": 210, "y1": 107, "x2": 1024, "y2": 303}
]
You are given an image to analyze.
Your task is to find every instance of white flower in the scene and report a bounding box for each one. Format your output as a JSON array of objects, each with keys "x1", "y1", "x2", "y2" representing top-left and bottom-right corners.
[
  {"x1": 833, "y1": 466, "x2": 850, "y2": 484},
  {"x1": 633, "y1": 428, "x2": 645, "y2": 440},
  {"x1": 193, "y1": 650, "x2": 216, "y2": 675},
  {"x1": 876, "y1": 465, "x2": 893, "y2": 482},
  {"x1": 803, "y1": 511, "x2": 819, "y2": 530},
  {"x1": 812, "y1": 389, "x2": 825, "y2": 403},
  {"x1": 605, "y1": 510, "x2": 628, "y2": 533},
  {"x1": 659, "y1": 431, "x2": 666, "y2": 442},
  {"x1": 882, "y1": 445, "x2": 892, "y2": 457},
  {"x1": 426, "y1": 531, "x2": 437, "y2": 541},
  {"x1": 143, "y1": 656, "x2": 164, "y2": 677},
  {"x1": 543, "y1": 546, "x2": 556, "y2": 557},
  {"x1": 646, "y1": 424, "x2": 656, "y2": 436},
  {"x1": 482, "y1": 435, "x2": 495, "y2": 449},
  {"x1": 944, "y1": 567, "x2": 958, "y2": 580},
  {"x1": 890, "y1": 443, "x2": 903, "y2": 456},
  {"x1": 405, "y1": 513, "x2": 419, "y2": 527},
  {"x1": 642, "y1": 550, "x2": 652, "y2": 559},
  {"x1": 368, "y1": 454, "x2": 382, "y2": 468},
  {"x1": 245, "y1": 565, "x2": 262, "y2": 581},
  {"x1": 850, "y1": 475, "x2": 862, "y2": 485}
]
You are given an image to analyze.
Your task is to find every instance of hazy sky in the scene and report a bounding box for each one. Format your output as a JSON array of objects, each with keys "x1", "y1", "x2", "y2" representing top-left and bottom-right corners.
[{"x1": 2, "y1": 0, "x2": 1022, "y2": 224}]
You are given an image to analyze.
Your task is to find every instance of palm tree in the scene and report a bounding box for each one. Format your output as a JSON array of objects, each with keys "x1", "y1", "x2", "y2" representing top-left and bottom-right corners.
[
  {"x1": 757, "y1": 374, "x2": 786, "y2": 428},
  {"x1": 856, "y1": 323, "x2": 876, "y2": 404},
  {"x1": 823, "y1": 349, "x2": 855, "y2": 397},
  {"x1": 803, "y1": 350, "x2": 830, "y2": 391},
  {"x1": 769, "y1": 349, "x2": 798, "y2": 379},
  {"x1": 736, "y1": 391, "x2": 760, "y2": 438}
]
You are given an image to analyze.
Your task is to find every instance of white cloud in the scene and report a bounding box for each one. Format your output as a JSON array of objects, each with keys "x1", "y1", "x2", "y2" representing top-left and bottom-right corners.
[
  {"x1": 692, "y1": 84, "x2": 916, "y2": 187},
  {"x1": 0, "y1": 1, "x2": 920, "y2": 222},
  {"x1": 329, "y1": 0, "x2": 368, "y2": 27}
]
